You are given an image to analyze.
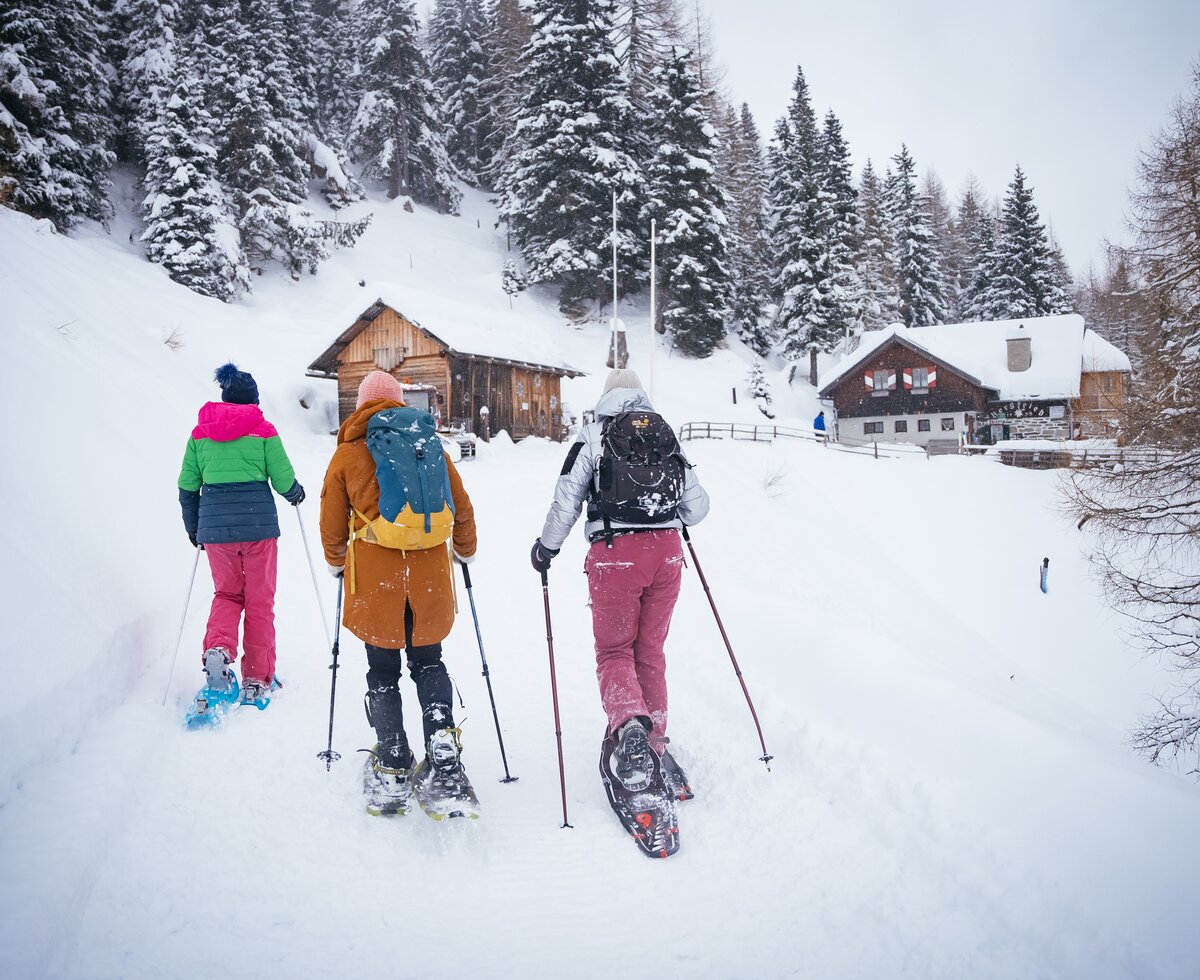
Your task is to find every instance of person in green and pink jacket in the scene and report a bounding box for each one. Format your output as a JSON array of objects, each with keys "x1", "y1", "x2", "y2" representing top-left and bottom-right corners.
[{"x1": 178, "y1": 363, "x2": 304, "y2": 704}]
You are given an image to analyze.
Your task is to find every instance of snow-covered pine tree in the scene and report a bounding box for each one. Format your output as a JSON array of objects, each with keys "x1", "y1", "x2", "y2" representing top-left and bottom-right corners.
[
  {"x1": 275, "y1": 0, "x2": 320, "y2": 130},
  {"x1": 980, "y1": 166, "x2": 1070, "y2": 319},
  {"x1": 747, "y1": 362, "x2": 774, "y2": 418},
  {"x1": 0, "y1": 0, "x2": 115, "y2": 230},
  {"x1": 886, "y1": 144, "x2": 948, "y2": 327},
  {"x1": 614, "y1": 0, "x2": 686, "y2": 166},
  {"x1": 921, "y1": 170, "x2": 959, "y2": 320},
  {"x1": 950, "y1": 174, "x2": 988, "y2": 318},
  {"x1": 854, "y1": 158, "x2": 901, "y2": 330},
  {"x1": 428, "y1": 0, "x2": 489, "y2": 182},
  {"x1": 962, "y1": 209, "x2": 999, "y2": 320},
  {"x1": 767, "y1": 66, "x2": 842, "y2": 357},
  {"x1": 641, "y1": 46, "x2": 729, "y2": 357},
  {"x1": 311, "y1": 0, "x2": 359, "y2": 139},
  {"x1": 497, "y1": 0, "x2": 644, "y2": 315},
  {"x1": 140, "y1": 77, "x2": 249, "y2": 300},
  {"x1": 818, "y1": 109, "x2": 864, "y2": 339},
  {"x1": 349, "y1": 0, "x2": 461, "y2": 212},
  {"x1": 113, "y1": 0, "x2": 177, "y2": 166},
  {"x1": 477, "y1": 0, "x2": 532, "y2": 188},
  {"x1": 721, "y1": 102, "x2": 772, "y2": 353}
]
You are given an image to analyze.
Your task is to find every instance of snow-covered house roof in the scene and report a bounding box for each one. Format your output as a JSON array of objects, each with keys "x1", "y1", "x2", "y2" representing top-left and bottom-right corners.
[
  {"x1": 817, "y1": 314, "x2": 1131, "y2": 402},
  {"x1": 307, "y1": 290, "x2": 587, "y2": 379}
]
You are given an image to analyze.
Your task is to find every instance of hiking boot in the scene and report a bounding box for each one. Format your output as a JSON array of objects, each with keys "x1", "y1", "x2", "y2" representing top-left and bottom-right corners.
[
  {"x1": 424, "y1": 727, "x2": 470, "y2": 799},
  {"x1": 203, "y1": 647, "x2": 236, "y2": 694},
  {"x1": 365, "y1": 746, "x2": 416, "y2": 816},
  {"x1": 612, "y1": 718, "x2": 656, "y2": 792}
]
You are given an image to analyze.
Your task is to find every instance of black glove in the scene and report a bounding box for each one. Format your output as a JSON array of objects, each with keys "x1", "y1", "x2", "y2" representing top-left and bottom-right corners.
[
  {"x1": 530, "y1": 538, "x2": 559, "y2": 574},
  {"x1": 188, "y1": 532, "x2": 203, "y2": 550},
  {"x1": 284, "y1": 480, "x2": 306, "y2": 506}
]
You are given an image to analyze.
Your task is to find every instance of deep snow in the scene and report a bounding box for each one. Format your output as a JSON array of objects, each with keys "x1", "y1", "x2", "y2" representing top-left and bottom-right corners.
[{"x1": 1, "y1": 187, "x2": 1198, "y2": 980}]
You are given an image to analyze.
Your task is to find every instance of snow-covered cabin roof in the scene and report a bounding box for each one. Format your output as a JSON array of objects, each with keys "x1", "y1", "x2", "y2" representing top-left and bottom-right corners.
[
  {"x1": 817, "y1": 314, "x2": 1130, "y2": 401},
  {"x1": 308, "y1": 290, "x2": 587, "y2": 379}
]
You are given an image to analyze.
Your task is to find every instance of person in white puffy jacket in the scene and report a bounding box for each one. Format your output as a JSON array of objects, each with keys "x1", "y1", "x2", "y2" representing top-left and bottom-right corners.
[{"x1": 530, "y1": 369, "x2": 709, "y2": 793}]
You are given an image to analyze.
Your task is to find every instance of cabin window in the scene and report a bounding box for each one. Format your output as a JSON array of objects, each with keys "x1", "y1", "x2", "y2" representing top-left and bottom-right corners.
[
  {"x1": 872, "y1": 370, "x2": 889, "y2": 392},
  {"x1": 917, "y1": 419, "x2": 931, "y2": 432},
  {"x1": 941, "y1": 417, "x2": 955, "y2": 431},
  {"x1": 911, "y1": 367, "x2": 929, "y2": 390},
  {"x1": 373, "y1": 347, "x2": 393, "y2": 370},
  {"x1": 1049, "y1": 405, "x2": 1065, "y2": 419},
  {"x1": 863, "y1": 421, "x2": 883, "y2": 435},
  {"x1": 1102, "y1": 375, "x2": 1115, "y2": 392},
  {"x1": 894, "y1": 420, "x2": 908, "y2": 433}
]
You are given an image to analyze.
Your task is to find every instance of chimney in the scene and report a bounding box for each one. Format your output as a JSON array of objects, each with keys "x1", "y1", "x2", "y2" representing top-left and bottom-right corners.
[{"x1": 1007, "y1": 325, "x2": 1031, "y2": 372}]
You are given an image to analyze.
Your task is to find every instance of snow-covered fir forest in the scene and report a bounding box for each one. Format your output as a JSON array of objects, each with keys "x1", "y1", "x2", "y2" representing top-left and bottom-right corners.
[{"x1": 3, "y1": 0, "x2": 1115, "y2": 357}]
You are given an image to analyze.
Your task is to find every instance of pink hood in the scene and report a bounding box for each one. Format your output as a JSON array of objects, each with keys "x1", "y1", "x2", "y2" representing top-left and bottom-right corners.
[{"x1": 192, "y1": 402, "x2": 278, "y2": 442}]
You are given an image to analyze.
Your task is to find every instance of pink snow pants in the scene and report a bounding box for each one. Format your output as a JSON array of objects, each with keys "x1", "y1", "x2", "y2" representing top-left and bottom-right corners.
[
  {"x1": 585, "y1": 530, "x2": 684, "y2": 741},
  {"x1": 203, "y1": 539, "x2": 278, "y2": 684}
]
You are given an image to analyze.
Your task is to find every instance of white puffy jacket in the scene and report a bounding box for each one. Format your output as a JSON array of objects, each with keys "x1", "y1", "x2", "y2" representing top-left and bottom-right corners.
[{"x1": 538, "y1": 387, "x2": 710, "y2": 552}]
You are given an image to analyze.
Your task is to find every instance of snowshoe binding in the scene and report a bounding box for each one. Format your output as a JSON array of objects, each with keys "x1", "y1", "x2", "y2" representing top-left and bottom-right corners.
[
  {"x1": 361, "y1": 745, "x2": 416, "y2": 817},
  {"x1": 412, "y1": 728, "x2": 480, "y2": 820},
  {"x1": 237, "y1": 675, "x2": 281, "y2": 711},
  {"x1": 660, "y1": 747, "x2": 694, "y2": 802},
  {"x1": 184, "y1": 648, "x2": 240, "y2": 729},
  {"x1": 600, "y1": 721, "x2": 679, "y2": 859}
]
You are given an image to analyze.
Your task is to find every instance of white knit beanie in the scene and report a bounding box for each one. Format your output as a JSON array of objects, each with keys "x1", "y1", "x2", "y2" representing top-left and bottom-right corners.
[{"x1": 602, "y1": 368, "x2": 643, "y2": 393}]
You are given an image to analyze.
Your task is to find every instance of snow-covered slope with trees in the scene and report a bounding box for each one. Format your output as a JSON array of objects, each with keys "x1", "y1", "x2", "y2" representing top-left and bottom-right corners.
[{"x1": 1, "y1": 193, "x2": 1198, "y2": 979}]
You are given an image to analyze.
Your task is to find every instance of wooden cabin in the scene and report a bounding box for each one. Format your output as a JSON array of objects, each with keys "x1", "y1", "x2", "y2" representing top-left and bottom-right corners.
[
  {"x1": 307, "y1": 300, "x2": 584, "y2": 440},
  {"x1": 817, "y1": 315, "x2": 1132, "y2": 448}
]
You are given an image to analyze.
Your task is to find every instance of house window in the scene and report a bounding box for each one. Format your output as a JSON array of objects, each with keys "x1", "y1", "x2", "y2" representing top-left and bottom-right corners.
[
  {"x1": 373, "y1": 347, "x2": 392, "y2": 370},
  {"x1": 863, "y1": 421, "x2": 883, "y2": 435},
  {"x1": 872, "y1": 370, "x2": 889, "y2": 392},
  {"x1": 918, "y1": 419, "x2": 931, "y2": 432},
  {"x1": 1049, "y1": 405, "x2": 1065, "y2": 419},
  {"x1": 895, "y1": 420, "x2": 908, "y2": 433},
  {"x1": 941, "y1": 417, "x2": 955, "y2": 431},
  {"x1": 1102, "y1": 375, "x2": 1115, "y2": 392},
  {"x1": 911, "y1": 367, "x2": 929, "y2": 390}
]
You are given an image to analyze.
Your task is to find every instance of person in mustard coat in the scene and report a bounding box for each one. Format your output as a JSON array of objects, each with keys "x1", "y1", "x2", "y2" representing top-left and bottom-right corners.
[{"x1": 320, "y1": 370, "x2": 477, "y2": 814}]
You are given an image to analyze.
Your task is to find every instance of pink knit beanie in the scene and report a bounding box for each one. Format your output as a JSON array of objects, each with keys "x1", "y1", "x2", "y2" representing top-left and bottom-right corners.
[{"x1": 356, "y1": 370, "x2": 406, "y2": 409}]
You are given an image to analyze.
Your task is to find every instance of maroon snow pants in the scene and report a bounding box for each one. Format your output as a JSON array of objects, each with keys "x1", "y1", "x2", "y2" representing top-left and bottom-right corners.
[{"x1": 585, "y1": 529, "x2": 684, "y2": 741}]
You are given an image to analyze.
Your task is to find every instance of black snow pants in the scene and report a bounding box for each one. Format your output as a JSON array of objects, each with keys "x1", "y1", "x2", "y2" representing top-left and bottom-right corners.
[{"x1": 364, "y1": 601, "x2": 454, "y2": 768}]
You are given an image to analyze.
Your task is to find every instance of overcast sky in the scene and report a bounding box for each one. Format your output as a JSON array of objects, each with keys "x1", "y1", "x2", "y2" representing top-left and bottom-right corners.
[
  {"x1": 418, "y1": 1, "x2": 1198, "y2": 276},
  {"x1": 691, "y1": 0, "x2": 1199, "y2": 275}
]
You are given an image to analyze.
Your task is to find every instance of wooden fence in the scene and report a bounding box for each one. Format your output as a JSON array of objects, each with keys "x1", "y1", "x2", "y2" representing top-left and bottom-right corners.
[{"x1": 677, "y1": 422, "x2": 927, "y2": 460}]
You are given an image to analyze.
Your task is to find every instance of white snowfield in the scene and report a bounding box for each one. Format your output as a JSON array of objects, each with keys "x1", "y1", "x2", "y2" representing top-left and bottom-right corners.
[{"x1": 1, "y1": 189, "x2": 1198, "y2": 980}]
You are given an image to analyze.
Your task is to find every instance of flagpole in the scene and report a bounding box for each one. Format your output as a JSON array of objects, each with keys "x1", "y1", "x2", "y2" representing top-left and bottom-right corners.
[
  {"x1": 611, "y1": 189, "x2": 618, "y2": 369},
  {"x1": 649, "y1": 218, "x2": 656, "y2": 401}
]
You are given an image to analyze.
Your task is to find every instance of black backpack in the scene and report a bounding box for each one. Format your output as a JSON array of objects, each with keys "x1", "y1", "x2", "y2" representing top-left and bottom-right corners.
[{"x1": 588, "y1": 410, "x2": 688, "y2": 540}]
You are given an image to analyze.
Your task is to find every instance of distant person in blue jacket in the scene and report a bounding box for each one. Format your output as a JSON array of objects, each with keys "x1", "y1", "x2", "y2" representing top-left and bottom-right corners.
[{"x1": 814, "y1": 410, "x2": 827, "y2": 441}]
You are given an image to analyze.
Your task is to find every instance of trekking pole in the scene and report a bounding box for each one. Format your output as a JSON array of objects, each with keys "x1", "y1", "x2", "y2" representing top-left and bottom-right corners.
[
  {"x1": 162, "y1": 546, "x2": 203, "y2": 706},
  {"x1": 296, "y1": 508, "x2": 332, "y2": 649},
  {"x1": 317, "y1": 576, "x2": 344, "y2": 771},
  {"x1": 681, "y1": 527, "x2": 774, "y2": 770},
  {"x1": 541, "y1": 569, "x2": 572, "y2": 828},
  {"x1": 461, "y1": 562, "x2": 519, "y2": 783}
]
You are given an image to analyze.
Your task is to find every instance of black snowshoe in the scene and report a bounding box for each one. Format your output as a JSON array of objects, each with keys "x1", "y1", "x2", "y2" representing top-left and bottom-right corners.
[
  {"x1": 660, "y1": 747, "x2": 694, "y2": 802},
  {"x1": 412, "y1": 727, "x2": 480, "y2": 820},
  {"x1": 599, "y1": 724, "x2": 679, "y2": 859},
  {"x1": 361, "y1": 745, "x2": 416, "y2": 817}
]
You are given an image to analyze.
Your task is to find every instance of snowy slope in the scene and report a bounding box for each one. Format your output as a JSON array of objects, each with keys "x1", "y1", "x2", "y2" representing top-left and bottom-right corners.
[{"x1": 1, "y1": 194, "x2": 1198, "y2": 980}]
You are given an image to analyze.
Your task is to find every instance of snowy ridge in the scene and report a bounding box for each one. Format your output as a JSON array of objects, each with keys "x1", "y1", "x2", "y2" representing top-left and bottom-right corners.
[{"x1": 2, "y1": 194, "x2": 1199, "y2": 979}]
